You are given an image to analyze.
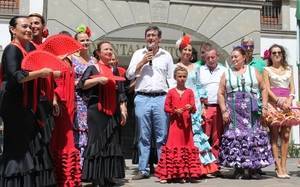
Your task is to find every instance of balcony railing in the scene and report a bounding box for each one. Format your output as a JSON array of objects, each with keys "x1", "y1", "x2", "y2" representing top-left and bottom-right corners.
[
  {"x1": 261, "y1": 0, "x2": 282, "y2": 30},
  {"x1": 0, "y1": 0, "x2": 19, "y2": 15}
]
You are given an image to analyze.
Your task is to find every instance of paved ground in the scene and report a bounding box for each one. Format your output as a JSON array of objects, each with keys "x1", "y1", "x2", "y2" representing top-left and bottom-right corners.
[{"x1": 110, "y1": 158, "x2": 300, "y2": 187}]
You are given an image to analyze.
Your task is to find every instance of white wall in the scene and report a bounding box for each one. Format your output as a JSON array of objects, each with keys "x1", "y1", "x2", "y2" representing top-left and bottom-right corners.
[
  {"x1": 29, "y1": 0, "x2": 43, "y2": 15},
  {"x1": 0, "y1": 23, "x2": 11, "y2": 50},
  {"x1": 290, "y1": 7, "x2": 297, "y2": 31}
]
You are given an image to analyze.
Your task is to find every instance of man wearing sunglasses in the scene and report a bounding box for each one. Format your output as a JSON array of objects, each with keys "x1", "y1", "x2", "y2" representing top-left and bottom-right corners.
[{"x1": 241, "y1": 37, "x2": 266, "y2": 74}]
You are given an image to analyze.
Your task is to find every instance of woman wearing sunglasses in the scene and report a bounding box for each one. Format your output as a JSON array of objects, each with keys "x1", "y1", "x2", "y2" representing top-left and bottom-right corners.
[{"x1": 263, "y1": 44, "x2": 299, "y2": 179}]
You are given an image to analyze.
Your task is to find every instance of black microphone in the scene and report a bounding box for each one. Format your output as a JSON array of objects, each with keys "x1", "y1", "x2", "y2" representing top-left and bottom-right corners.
[
  {"x1": 147, "y1": 44, "x2": 154, "y2": 66},
  {"x1": 148, "y1": 48, "x2": 153, "y2": 66}
]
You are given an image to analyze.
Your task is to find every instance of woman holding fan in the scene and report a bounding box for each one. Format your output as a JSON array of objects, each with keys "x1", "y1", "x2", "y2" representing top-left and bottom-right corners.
[
  {"x1": 77, "y1": 41, "x2": 127, "y2": 186},
  {"x1": 0, "y1": 16, "x2": 56, "y2": 187}
]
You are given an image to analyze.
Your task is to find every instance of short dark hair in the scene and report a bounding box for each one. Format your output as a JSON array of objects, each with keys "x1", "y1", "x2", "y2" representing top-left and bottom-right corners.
[
  {"x1": 96, "y1": 41, "x2": 112, "y2": 51},
  {"x1": 28, "y1": 13, "x2": 46, "y2": 25},
  {"x1": 145, "y1": 25, "x2": 162, "y2": 38},
  {"x1": 9, "y1": 15, "x2": 28, "y2": 41},
  {"x1": 59, "y1": 30, "x2": 72, "y2": 37},
  {"x1": 232, "y1": 46, "x2": 246, "y2": 56}
]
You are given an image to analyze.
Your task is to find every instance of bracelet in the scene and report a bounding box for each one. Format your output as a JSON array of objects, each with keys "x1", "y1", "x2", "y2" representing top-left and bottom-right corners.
[
  {"x1": 289, "y1": 94, "x2": 295, "y2": 99},
  {"x1": 221, "y1": 110, "x2": 228, "y2": 114},
  {"x1": 275, "y1": 97, "x2": 279, "y2": 104}
]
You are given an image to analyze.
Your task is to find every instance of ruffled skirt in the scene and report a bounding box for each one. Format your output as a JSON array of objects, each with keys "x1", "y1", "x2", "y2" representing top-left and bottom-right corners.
[
  {"x1": 191, "y1": 111, "x2": 219, "y2": 174},
  {"x1": 219, "y1": 128, "x2": 273, "y2": 169},
  {"x1": 82, "y1": 104, "x2": 125, "y2": 186},
  {"x1": 51, "y1": 108, "x2": 81, "y2": 187},
  {"x1": 219, "y1": 92, "x2": 273, "y2": 169},
  {"x1": 36, "y1": 100, "x2": 55, "y2": 144},
  {"x1": 264, "y1": 101, "x2": 300, "y2": 127},
  {"x1": 0, "y1": 103, "x2": 56, "y2": 187},
  {"x1": 155, "y1": 146, "x2": 203, "y2": 180}
]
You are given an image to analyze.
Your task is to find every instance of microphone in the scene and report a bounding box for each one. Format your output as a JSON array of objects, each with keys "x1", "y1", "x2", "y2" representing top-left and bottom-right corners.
[
  {"x1": 147, "y1": 44, "x2": 154, "y2": 66},
  {"x1": 148, "y1": 48, "x2": 153, "y2": 66}
]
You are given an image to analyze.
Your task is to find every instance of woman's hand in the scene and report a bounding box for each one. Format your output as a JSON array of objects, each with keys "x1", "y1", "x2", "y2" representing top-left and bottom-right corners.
[
  {"x1": 174, "y1": 108, "x2": 183, "y2": 116},
  {"x1": 120, "y1": 110, "x2": 127, "y2": 126},
  {"x1": 52, "y1": 98, "x2": 60, "y2": 116},
  {"x1": 222, "y1": 110, "x2": 230, "y2": 124},
  {"x1": 277, "y1": 97, "x2": 291, "y2": 111},
  {"x1": 53, "y1": 71, "x2": 61, "y2": 78},
  {"x1": 185, "y1": 104, "x2": 192, "y2": 111},
  {"x1": 261, "y1": 107, "x2": 268, "y2": 119},
  {"x1": 39, "y1": 68, "x2": 53, "y2": 78},
  {"x1": 97, "y1": 77, "x2": 109, "y2": 85}
]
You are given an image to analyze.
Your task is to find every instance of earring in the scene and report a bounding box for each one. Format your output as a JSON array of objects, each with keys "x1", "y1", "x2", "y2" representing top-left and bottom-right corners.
[{"x1": 42, "y1": 28, "x2": 49, "y2": 38}]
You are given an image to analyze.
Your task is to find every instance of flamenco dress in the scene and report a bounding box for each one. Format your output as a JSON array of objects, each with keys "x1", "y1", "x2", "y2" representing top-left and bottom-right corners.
[
  {"x1": 77, "y1": 62, "x2": 126, "y2": 186},
  {"x1": 264, "y1": 66, "x2": 300, "y2": 127},
  {"x1": 155, "y1": 88, "x2": 203, "y2": 181},
  {"x1": 184, "y1": 64, "x2": 219, "y2": 174},
  {"x1": 72, "y1": 56, "x2": 94, "y2": 166},
  {"x1": 219, "y1": 66, "x2": 273, "y2": 169},
  {"x1": 0, "y1": 42, "x2": 56, "y2": 186},
  {"x1": 50, "y1": 59, "x2": 81, "y2": 187}
]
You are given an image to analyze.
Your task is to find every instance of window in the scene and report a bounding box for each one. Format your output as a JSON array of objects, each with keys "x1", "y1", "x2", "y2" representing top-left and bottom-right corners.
[
  {"x1": 261, "y1": 0, "x2": 282, "y2": 30},
  {"x1": 0, "y1": 0, "x2": 19, "y2": 14}
]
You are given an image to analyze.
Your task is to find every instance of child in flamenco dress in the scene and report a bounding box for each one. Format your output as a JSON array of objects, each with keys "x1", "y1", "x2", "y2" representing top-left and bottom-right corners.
[{"x1": 155, "y1": 66, "x2": 203, "y2": 183}]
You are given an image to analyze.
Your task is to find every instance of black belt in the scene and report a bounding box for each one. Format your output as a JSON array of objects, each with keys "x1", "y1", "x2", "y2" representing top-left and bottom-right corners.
[
  {"x1": 136, "y1": 91, "x2": 166, "y2": 97},
  {"x1": 205, "y1": 104, "x2": 219, "y2": 107}
]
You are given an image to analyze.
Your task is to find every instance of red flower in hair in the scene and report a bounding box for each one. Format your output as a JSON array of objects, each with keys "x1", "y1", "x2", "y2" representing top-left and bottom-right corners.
[
  {"x1": 180, "y1": 35, "x2": 191, "y2": 49},
  {"x1": 176, "y1": 35, "x2": 191, "y2": 50},
  {"x1": 85, "y1": 26, "x2": 91, "y2": 38},
  {"x1": 263, "y1": 49, "x2": 270, "y2": 60}
]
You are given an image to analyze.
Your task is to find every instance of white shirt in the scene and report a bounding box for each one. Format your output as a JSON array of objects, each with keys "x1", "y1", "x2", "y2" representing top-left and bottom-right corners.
[
  {"x1": 199, "y1": 64, "x2": 226, "y2": 104},
  {"x1": 126, "y1": 47, "x2": 174, "y2": 93}
]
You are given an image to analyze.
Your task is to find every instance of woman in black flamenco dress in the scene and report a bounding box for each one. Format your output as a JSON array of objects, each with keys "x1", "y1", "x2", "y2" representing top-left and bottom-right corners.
[
  {"x1": 77, "y1": 41, "x2": 127, "y2": 186},
  {"x1": 0, "y1": 16, "x2": 56, "y2": 187}
]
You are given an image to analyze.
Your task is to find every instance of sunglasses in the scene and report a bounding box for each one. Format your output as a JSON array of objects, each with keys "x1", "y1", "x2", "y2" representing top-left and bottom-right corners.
[
  {"x1": 272, "y1": 51, "x2": 282, "y2": 55},
  {"x1": 242, "y1": 44, "x2": 254, "y2": 49}
]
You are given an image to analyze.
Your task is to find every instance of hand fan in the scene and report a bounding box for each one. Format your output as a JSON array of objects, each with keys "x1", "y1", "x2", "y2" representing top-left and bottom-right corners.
[
  {"x1": 38, "y1": 34, "x2": 82, "y2": 56},
  {"x1": 22, "y1": 50, "x2": 68, "y2": 72}
]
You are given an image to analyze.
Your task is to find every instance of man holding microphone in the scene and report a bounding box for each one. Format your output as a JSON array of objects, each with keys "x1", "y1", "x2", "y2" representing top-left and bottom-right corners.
[{"x1": 126, "y1": 25, "x2": 174, "y2": 180}]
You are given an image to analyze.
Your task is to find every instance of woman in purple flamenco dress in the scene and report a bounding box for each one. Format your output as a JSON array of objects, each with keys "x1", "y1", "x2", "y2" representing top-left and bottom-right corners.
[
  {"x1": 218, "y1": 46, "x2": 273, "y2": 179},
  {"x1": 72, "y1": 27, "x2": 95, "y2": 166}
]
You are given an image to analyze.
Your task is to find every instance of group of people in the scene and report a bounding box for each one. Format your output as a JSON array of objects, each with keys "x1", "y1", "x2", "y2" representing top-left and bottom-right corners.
[
  {"x1": 127, "y1": 26, "x2": 300, "y2": 183},
  {"x1": 0, "y1": 14, "x2": 126, "y2": 187},
  {"x1": 0, "y1": 14, "x2": 299, "y2": 187}
]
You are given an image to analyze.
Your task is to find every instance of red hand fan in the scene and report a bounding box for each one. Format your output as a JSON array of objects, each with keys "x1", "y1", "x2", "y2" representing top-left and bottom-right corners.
[
  {"x1": 22, "y1": 50, "x2": 69, "y2": 72},
  {"x1": 38, "y1": 34, "x2": 82, "y2": 56},
  {"x1": 90, "y1": 74, "x2": 126, "y2": 81}
]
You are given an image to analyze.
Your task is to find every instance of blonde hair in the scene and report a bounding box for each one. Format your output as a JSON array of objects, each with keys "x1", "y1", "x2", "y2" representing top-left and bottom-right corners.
[{"x1": 173, "y1": 65, "x2": 188, "y2": 79}]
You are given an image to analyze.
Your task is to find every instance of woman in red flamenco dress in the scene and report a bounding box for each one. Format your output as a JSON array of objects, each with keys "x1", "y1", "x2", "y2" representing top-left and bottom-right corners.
[
  {"x1": 50, "y1": 57, "x2": 81, "y2": 187},
  {"x1": 155, "y1": 66, "x2": 203, "y2": 183}
]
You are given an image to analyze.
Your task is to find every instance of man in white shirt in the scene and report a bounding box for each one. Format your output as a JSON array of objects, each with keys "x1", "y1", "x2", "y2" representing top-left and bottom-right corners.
[
  {"x1": 126, "y1": 26, "x2": 174, "y2": 180},
  {"x1": 199, "y1": 47, "x2": 226, "y2": 159}
]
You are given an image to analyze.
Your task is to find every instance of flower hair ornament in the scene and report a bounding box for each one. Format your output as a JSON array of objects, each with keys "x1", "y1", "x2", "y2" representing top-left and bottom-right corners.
[
  {"x1": 263, "y1": 49, "x2": 271, "y2": 60},
  {"x1": 75, "y1": 24, "x2": 92, "y2": 37},
  {"x1": 42, "y1": 27, "x2": 49, "y2": 38},
  {"x1": 176, "y1": 34, "x2": 191, "y2": 50}
]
